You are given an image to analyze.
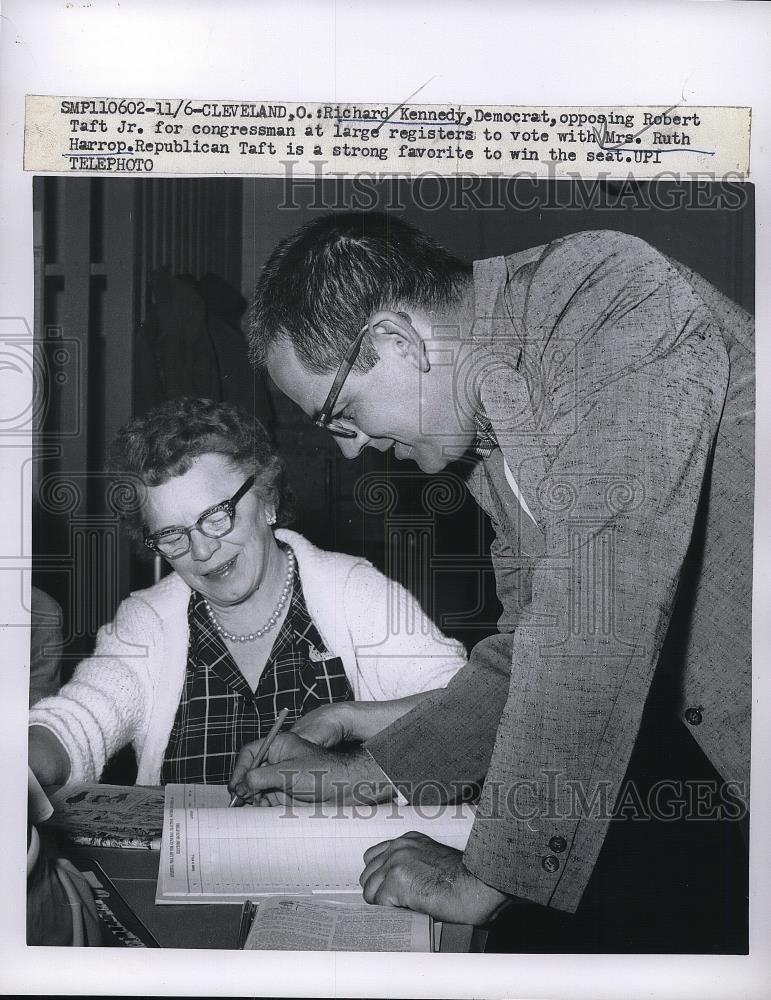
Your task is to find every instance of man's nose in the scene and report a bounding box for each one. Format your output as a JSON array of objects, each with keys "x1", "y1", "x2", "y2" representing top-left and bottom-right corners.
[
  {"x1": 335, "y1": 430, "x2": 370, "y2": 460},
  {"x1": 189, "y1": 528, "x2": 220, "y2": 561}
]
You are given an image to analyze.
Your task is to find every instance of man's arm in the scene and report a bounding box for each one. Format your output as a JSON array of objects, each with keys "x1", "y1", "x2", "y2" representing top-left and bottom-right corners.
[{"x1": 363, "y1": 632, "x2": 514, "y2": 800}]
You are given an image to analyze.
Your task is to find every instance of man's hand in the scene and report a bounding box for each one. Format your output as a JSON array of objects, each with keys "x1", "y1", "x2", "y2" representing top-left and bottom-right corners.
[
  {"x1": 288, "y1": 703, "x2": 351, "y2": 747},
  {"x1": 360, "y1": 832, "x2": 510, "y2": 925},
  {"x1": 228, "y1": 732, "x2": 394, "y2": 806},
  {"x1": 289, "y1": 694, "x2": 433, "y2": 748}
]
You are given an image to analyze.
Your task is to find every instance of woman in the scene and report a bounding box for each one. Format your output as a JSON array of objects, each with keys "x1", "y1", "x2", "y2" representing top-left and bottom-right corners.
[{"x1": 29, "y1": 398, "x2": 465, "y2": 789}]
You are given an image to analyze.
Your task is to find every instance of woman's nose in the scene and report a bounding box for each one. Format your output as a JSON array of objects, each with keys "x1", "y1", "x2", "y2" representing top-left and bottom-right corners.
[{"x1": 189, "y1": 528, "x2": 220, "y2": 561}]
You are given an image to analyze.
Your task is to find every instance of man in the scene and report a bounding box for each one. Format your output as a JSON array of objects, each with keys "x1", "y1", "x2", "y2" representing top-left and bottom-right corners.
[{"x1": 233, "y1": 212, "x2": 752, "y2": 944}]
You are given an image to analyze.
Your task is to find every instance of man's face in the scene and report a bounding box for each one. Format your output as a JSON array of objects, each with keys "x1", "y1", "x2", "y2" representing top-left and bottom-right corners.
[{"x1": 266, "y1": 337, "x2": 469, "y2": 474}]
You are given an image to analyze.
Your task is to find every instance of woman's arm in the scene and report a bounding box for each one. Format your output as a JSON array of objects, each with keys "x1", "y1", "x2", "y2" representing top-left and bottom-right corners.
[
  {"x1": 343, "y1": 561, "x2": 467, "y2": 700},
  {"x1": 28, "y1": 595, "x2": 156, "y2": 784}
]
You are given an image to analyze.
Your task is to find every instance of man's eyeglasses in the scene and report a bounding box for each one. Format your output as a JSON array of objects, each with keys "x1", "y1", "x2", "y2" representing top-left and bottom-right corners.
[
  {"x1": 313, "y1": 324, "x2": 369, "y2": 439},
  {"x1": 143, "y1": 474, "x2": 256, "y2": 558}
]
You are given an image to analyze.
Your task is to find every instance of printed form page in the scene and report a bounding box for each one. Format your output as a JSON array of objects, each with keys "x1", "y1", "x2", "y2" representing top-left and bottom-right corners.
[{"x1": 158, "y1": 784, "x2": 475, "y2": 902}]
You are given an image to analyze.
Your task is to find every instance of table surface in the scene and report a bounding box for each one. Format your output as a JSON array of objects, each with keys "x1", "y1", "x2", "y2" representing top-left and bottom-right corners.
[{"x1": 66, "y1": 845, "x2": 486, "y2": 953}]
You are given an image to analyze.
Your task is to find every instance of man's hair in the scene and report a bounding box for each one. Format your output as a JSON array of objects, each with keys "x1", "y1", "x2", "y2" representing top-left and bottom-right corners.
[
  {"x1": 108, "y1": 397, "x2": 292, "y2": 552},
  {"x1": 247, "y1": 212, "x2": 472, "y2": 374}
]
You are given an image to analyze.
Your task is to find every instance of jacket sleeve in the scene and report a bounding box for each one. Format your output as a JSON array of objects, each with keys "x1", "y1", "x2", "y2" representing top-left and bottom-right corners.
[
  {"x1": 344, "y1": 561, "x2": 467, "y2": 700},
  {"x1": 369, "y1": 232, "x2": 731, "y2": 910},
  {"x1": 364, "y1": 630, "x2": 514, "y2": 797},
  {"x1": 28, "y1": 597, "x2": 158, "y2": 783}
]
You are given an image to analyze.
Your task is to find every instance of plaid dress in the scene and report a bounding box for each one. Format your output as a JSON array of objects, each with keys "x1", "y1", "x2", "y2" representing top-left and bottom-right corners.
[{"x1": 160, "y1": 551, "x2": 353, "y2": 785}]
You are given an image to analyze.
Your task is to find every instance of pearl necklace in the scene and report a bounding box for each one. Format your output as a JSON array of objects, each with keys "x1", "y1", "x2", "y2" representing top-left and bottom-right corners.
[{"x1": 202, "y1": 548, "x2": 295, "y2": 643}]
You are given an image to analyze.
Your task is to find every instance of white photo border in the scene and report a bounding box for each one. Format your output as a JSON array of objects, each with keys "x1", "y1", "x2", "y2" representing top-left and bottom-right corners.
[{"x1": 1, "y1": 1, "x2": 769, "y2": 997}]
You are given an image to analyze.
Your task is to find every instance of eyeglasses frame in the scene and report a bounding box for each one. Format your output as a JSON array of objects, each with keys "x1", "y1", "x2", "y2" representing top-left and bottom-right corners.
[
  {"x1": 313, "y1": 323, "x2": 370, "y2": 439},
  {"x1": 143, "y1": 473, "x2": 257, "y2": 557}
]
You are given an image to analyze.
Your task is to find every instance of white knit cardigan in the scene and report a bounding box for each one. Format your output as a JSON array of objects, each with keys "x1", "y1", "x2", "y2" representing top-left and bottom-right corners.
[{"x1": 29, "y1": 529, "x2": 466, "y2": 785}]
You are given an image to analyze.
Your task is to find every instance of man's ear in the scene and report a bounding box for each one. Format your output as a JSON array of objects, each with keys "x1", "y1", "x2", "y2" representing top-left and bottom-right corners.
[{"x1": 366, "y1": 309, "x2": 430, "y2": 373}]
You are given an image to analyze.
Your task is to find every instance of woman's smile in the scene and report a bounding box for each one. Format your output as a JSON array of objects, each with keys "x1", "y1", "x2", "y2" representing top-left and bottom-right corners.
[{"x1": 202, "y1": 553, "x2": 239, "y2": 580}]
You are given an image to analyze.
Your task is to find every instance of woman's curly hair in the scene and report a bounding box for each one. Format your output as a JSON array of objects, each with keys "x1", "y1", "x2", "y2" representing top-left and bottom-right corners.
[{"x1": 108, "y1": 398, "x2": 293, "y2": 552}]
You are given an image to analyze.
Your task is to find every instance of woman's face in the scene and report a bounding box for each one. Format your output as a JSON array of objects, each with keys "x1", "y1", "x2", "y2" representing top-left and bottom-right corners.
[{"x1": 142, "y1": 452, "x2": 278, "y2": 609}]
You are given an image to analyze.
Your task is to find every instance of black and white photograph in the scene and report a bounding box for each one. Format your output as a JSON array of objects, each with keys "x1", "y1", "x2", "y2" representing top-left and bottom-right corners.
[
  {"x1": 24, "y1": 172, "x2": 755, "y2": 949},
  {"x1": 2, "y1": 3, "x2": 770, "y2": 998}
]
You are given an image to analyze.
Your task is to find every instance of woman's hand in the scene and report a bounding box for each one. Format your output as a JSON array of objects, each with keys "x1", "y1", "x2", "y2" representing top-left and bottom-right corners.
[{"x1": 28, "y1": 726, "x2": 71, "y2": 792}]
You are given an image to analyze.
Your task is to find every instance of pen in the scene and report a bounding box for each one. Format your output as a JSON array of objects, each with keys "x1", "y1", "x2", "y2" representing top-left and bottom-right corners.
[
  {"x1": 237, "y1": 899, "x2": 257, "y2": 948},
  {"x1": 229, "y1": 706, "x2": 290, "y2": 807}
]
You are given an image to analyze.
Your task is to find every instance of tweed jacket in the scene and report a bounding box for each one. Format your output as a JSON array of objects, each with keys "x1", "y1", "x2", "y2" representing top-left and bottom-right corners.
[
  {"x1": 30, "y1": 530, "x2": 466, "y2": 786},
  {"x1": 365, "y1": 230, "x2": 753, "y2": 912}
]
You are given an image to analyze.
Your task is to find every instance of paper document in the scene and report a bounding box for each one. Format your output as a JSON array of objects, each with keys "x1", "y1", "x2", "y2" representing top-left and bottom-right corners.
[
  {"x1": 156, "y1": 783, "x2": 475, "y2": 904},
  {"x1": 243, "y1": 897, "x2": 432, "y2": 952},
  {"x1": 47, "y1": 783, "x2": 165, "y2": 849}
]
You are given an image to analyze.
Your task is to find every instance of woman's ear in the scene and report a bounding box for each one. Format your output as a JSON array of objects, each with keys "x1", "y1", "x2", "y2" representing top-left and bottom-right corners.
[{"x1": 366, "y1": 309, "x2": 430, "y2": 373}]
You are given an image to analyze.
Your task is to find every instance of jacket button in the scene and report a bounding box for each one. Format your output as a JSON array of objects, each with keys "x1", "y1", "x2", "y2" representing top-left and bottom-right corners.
[
  {"x1": 541, "y1": 855, "x2": 560, "y2": 874},
  {"x1": 548, "y1": 836, "x2": 567, "y2": 853},
  {"x1": 684, "y1": 706, "x2": 703, "y2": 726}
]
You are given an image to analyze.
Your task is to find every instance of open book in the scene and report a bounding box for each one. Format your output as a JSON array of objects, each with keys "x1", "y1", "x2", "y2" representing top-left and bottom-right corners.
[
  {"x1": 156, "y1": 783, "x2": 476, "y2": 904},
  {"x1": 242, "y1": 897, "x2": 433, "y2": 952}
]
